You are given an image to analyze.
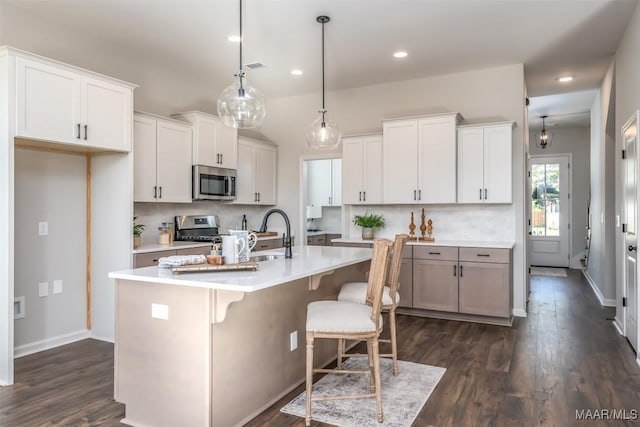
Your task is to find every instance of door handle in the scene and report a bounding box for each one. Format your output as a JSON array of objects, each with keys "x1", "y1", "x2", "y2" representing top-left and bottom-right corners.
[
  {"x1": 484, "y1": 188, "x2": 488, "y2": 200},
  {"x1": 154, "y1": 186, "x2": 157, "y2": 198},
  {"x1": 84, "y1": 125, "x2": 88, "y2": 140},
  {"x1": 220, "y1": 153, "x2": 223, "y2": 164},
  {"x1": 629, "y1": 245, "x2": 637, "y2": 252},
  {"x1": 460, "y1": 265, "x2": 463, "y2": 277},
  {"x1": 258, "y1": 192, "x2": 260, "y2": 202},
  {"x1": 453, "y1": 265, "x2": 457, "y2": 277},
  {"x1": 479, "y1": 189, "x2": 482, "y2": 200},
  {"x1": 363, "y1": 191, "x2": 366, "y2": 201},
  {"x1": 414, "y1": 190, "x2": 417, "y2": 201},
  {"x1": 159, "y1": 186, "x2": 162, "y2": 199},
  {"x1": 359, "y1": 191, "x2": 362, "y2": 201},
  {"x1": 77, "y1": 123, "x2": 81, "y2": 139},
  {"x1": 329, "y1": 196, "x2": 331, "y2": 205},
  {"x1": 418, "y1": 189, "x2": 421, "y2": 200}
]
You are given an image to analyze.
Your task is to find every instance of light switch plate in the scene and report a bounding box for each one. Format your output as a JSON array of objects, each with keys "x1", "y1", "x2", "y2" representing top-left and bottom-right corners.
[
  {"x1": 38, "y1": 222, "x2": 48, "y2": 236},
  {"x1": 38, "y1": 282, "x2": 48, "y2": 297},
  {"x1": 290, "y1": 331, "x2": 298, "y2": 351},
  {"x1": 53, "y1": 280, "x2": 63, "y2": 294}
]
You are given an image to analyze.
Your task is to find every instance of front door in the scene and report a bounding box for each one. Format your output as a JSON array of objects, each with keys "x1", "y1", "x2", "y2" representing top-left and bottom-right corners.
[
  {"x1": 530, "y1": 156, "x2": 570, "y2": 267},
  {"x1": 623, "y1": 112, "x2": 638, "y2": 352}
]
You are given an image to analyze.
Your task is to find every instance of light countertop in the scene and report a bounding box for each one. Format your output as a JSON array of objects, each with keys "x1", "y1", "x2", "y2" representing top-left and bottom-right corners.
[
  {"x1": 111, "y1": 245, "x2": 372, "y2": 293},
  {"x1": 306, "y1": 231, "x2": 342, "y2": 237},
  {"x1": 332, "y1": 238, "x2": 515, "y2": 249}
]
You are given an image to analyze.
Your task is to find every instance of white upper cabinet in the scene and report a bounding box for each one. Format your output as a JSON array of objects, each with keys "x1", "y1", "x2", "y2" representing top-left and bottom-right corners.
[
  {"x1": 307, "y1": 158, "x2": 342, "y2": 207},
  {"x1": 382, "y1": 113, "x2": 459, "y2": 204},
  {"x1": 134, "y1": 112, "x2": 193, "y2": 203},
  {"x1": 342, "y1": 135, "x2": 383, "y2": 204},
  {"x1": 457, "y1": 122, "x2": 514, "y2": 204},
  {"x1": 15, "y1": 54, "x2": 134, "y2": 151},
  {"x1": 234, "y1": 136, "x2": 277, "y2": 205},
  {"x1": 171, "y1": 111, "x2": 238, "y2": 169}
]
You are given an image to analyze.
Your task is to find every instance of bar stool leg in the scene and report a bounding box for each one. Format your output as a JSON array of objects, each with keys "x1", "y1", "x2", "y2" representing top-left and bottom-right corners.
[
  {"x1": 305, "y1": 333, "x2": 314, "y2": 426},
  {"x1": 372, "y1": 336, "x2": 383, "y2": 423},
  {"x1": 337, "y1": 338, "x2": 344, "y2": 369},
  {"x1": 389, "y1": 308, "x2": 398, "y2": 376}
]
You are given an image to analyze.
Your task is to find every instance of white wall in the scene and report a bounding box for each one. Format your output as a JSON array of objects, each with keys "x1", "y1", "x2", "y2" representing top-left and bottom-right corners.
[
  {"x1": 259, "y1": 64, "x2": 527, "y2": 315},
  {"x1": 615, "y1": 3, "x2": 640, "y2": 331},
  {"x1": 14, "y1": 149, "x2": 88, "y2": 349},
  {"x1": 587, "y1": 61, "x2": 616, "y2": 305},
  {"x1": 529, "y1": 127, "x2": 591, "y2": 267}
]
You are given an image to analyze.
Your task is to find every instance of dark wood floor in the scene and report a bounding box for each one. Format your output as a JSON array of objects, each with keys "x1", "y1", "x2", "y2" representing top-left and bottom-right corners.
[{"x1": 1, "y1": 270, "x2": 639, "y2": 426}]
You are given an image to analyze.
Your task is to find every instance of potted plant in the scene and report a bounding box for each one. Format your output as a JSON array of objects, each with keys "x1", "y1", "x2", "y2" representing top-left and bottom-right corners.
[
  {"x1": 353, "y1": 212, "x2": 385, "y2": 240},
  {"x1": 133, "y1": 216, "x2": 145, "y2": 249}
]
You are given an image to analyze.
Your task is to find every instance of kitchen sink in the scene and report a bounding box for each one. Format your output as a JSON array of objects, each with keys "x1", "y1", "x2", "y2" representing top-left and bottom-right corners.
[{"x1": 250, "y1": 254, "x2": 286, "y2": 262}]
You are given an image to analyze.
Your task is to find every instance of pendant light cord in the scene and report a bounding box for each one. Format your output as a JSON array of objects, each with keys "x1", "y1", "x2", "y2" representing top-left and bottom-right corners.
[
  {"x1": 321, "y1": 18, "x2": 326, "y2": 125},
  {"x1": 239, "y1": 0, "x2": 244, "y2": 92}
]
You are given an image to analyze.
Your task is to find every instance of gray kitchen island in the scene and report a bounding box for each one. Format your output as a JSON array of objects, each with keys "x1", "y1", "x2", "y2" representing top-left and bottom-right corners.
[{"x1": 108, "y1": 245, "x2": 372, "y2": 427}]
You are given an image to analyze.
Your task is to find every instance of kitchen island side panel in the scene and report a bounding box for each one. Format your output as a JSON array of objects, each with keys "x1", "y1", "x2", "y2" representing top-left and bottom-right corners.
[{"x1": 210, "y1": 261, "x2": 368, "y2": 427}]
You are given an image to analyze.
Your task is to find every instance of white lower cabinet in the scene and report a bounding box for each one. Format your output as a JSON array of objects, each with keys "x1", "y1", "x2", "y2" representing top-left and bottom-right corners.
[
  {"x1": 235, "y1": 137, "x2": 277, "y2": 205},
  {"x1": 134, "y1": 112, "x2": 193, "y2": 203},
  {"x1": 15, "y1": 54, "x2": 134, "y2": 151}
]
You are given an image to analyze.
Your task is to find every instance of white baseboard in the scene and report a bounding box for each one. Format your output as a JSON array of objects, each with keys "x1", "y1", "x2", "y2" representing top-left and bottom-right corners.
[
  {"x1": 512, "y1": 308, "x2": 527, "y2": 317},
  {"x1": 90, "y1": 333, "x2": 114, "y2": 344},
  {"x1": 613, "y1": 318, "x2": 624, "y2": 335},
  {"x1": 582, "y1": 270, "x2": 616, "y2": 307},
  {"x1": 14, "y1": 329, "x2": 91, "y2": 358}
]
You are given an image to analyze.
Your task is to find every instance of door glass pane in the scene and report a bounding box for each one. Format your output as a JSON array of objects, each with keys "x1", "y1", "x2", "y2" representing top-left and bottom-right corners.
[{"x1": 531, "y1": 163, "x2": 560, "y2": 236}]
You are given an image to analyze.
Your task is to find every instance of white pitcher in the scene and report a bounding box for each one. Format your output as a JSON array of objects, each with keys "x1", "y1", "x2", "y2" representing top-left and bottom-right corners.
[
  {"x1": 229, "y1": 229, "x2": 257, "y2": 262},
  {"x1": 221, "y1": 235, "x2": 246, "y2": 264}
]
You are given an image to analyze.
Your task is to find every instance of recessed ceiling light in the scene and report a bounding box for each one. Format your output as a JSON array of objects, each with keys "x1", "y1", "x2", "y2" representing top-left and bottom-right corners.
[
  {"x1": 393, "y1": 51, "x2": 408, "y2": 58},
  {"x1": 290, "y1": 69, "x2": 303, "y2": 76},
  {"x1": 228, "y1": 35, "x2": 241, "y2": 43},
  {"x1": 558, "y1": 75, "x2": 574, "y2": 83}
]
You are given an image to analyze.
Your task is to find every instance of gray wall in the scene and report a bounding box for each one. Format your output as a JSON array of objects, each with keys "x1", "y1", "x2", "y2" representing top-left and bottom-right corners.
[
  {"x1": 615, "y1": 3, "x2": 640, "y2": 329},
  {"x1": 587, "y1": 61, "x2": 616, "y2": 304},
  {"x1": 529, "y1": 127, "x2": 591, "y2": 267},
  {"x1": 14, "y1": 149, "x2": 87, "y2": 348}
]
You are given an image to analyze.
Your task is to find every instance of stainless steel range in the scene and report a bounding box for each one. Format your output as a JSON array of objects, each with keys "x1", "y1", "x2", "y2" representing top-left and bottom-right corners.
[{"x1": 174, "y1": 215, "x2": 222, "y2": 243}]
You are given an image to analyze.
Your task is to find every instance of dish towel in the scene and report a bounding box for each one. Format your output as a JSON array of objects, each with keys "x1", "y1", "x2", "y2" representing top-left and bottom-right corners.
[{"x1": 157, "y1": 254, "x2": 206, "y2": 268}]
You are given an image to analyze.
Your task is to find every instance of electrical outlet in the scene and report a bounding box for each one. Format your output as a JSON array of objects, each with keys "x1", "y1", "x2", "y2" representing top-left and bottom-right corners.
[
  {"x1": 53, "y1": 280, "x2": 63, "y2": 294},
  {"x1": 151, "y1": 303, "x2": 169, "y2": 320},
  {"x1": 14, "y1": 296, "x2": 25, "y2": 319},
  {"x1": 290, "y1": 331, "x2": 298, "y2": 351},
  {"x1": 38, "y1": 282, "x2": 48, "y2": 297},
  {"x1": 38, "y1": 222, "x2": 48, "y2": 236}
]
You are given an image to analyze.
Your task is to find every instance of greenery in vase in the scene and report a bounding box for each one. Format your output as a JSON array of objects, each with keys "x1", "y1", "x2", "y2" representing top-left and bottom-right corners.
[
  {"x1": 133, "y1": 216, "x2": 145, "y2": 236},
  {"x1": 353, "y1": 212, "x2": 386, "y2": 229}
]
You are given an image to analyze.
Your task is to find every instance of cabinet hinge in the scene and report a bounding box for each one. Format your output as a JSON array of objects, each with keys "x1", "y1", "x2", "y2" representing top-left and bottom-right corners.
[
  {"x1": 623, "y1": 297, "x2": 628, "y2": 307},
  {"x1": 622, "y1": 150, "x2": 627, "y2": 159},
  {"x1": 623, "y1": 223, "x2": 628, "y2": 233}
]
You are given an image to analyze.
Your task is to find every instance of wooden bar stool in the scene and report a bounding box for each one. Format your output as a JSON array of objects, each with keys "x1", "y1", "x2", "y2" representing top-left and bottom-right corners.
[
  {"x1": 337, "y1": 234, "x2": 408, "y2": 376},
  {"x1": 305, "y1": 239, "x2": 392, "y2": 426}
]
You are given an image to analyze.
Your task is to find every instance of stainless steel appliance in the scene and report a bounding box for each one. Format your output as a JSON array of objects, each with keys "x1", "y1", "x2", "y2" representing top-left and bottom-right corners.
[
  {"x1": 174, "y1": 215, "x2": 222, "y2": 242},
  {"x1": 192, "y1": 165, "x2": 236, "y2": 201}
]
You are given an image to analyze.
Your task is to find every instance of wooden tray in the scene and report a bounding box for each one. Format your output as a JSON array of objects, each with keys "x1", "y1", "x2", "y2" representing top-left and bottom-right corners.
[{"x1": 172, "y1": 261, "x2": 258, "y2": 273}]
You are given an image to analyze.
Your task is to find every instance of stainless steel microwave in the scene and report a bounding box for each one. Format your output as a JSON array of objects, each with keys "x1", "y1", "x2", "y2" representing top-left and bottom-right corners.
[{"x1": 192, "y1": 165, "x2": 236, "y2": 201}]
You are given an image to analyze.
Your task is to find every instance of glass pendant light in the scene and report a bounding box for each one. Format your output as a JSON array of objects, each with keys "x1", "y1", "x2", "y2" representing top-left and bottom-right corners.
[
  {"x1": 217, "y1": 0, "x2": 265, "y2": 129},
  {"x1": 307, "y1": 16, "x2": 341, "y2": 150}
]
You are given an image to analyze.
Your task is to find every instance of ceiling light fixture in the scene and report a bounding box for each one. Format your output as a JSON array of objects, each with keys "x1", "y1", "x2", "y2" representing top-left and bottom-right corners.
[
  {"x1": 307, "y1": 15, "x2": 341, "y2": 150},
  {"x1": 217, "y1": 0, "x2": 266, "y2": 129},
  {"x1": 291, "y1": 69, "x2": 303, "y2": 76},
  {"x1": 393, "y1": 51, "x2": 408, "y2": 58},
  {"x1": 558, "y1": 75, "x2": 574, "y2": 83},
  {"x1": 537, "y1": 115, "x2": 552, "y2": 149}
]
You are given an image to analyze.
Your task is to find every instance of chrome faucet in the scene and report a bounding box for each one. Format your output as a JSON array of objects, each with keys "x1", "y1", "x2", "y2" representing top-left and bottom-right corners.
[{"x1": 259, "y1": 209, "x2": 292, "y2": 258}]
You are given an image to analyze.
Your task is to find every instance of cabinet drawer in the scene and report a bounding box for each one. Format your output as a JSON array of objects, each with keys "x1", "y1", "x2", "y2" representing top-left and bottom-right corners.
[
  {"x1": 459, "y1": 247, "x2": 510, "y2": 263},
  {"x1": 133, "y1": 249, "x2": 176, "y2": 268},
  {"x1": 412, "y1": 246, "x2": 457, "y2": 261},
  {"x1": 255, "y1": 239, "x2": 276, "y2": 251},
  {"x1": 176, "y1": 247, "x2": 209, "y2": 256},
  {"x1": 307, "y1": 235, "x2": 327, "y2": 246}
]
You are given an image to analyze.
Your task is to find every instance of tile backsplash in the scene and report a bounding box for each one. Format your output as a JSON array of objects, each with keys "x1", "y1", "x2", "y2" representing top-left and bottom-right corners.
[
  {"x1": 344, "y1": 204, "x2": 516, "y2": 242},
  {"x1": 134, "y1": 202, "x2": 279, "y2": 246}
]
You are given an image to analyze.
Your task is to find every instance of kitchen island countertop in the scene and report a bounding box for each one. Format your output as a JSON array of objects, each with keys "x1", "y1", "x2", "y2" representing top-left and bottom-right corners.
[
  {"x1": 332, "y1": 237, "x2": 515, "y2": 249},
  {"x1": 111, "y1": 245, "x2": 372, "y2": 293}
]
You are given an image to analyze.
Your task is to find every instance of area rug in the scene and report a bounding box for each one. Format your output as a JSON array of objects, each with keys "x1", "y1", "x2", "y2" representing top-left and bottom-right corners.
[
  {"x1": 531, "y1": 266, "x2": 567, "y2": 277},
  {"x1": 280, "y1": 358, "x2": 446, "y2": 427}
]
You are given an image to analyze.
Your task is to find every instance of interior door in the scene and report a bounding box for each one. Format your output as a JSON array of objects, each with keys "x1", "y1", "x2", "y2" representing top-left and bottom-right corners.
[
  {"x1": 623, "y1": 112, "x2": 638, "y2": 352},
  {"x1": 530, "y1": 156, "x2": 570, "y2": 267}
]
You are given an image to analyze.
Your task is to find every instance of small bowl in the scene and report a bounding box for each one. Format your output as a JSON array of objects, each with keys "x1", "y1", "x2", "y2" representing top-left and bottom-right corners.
[{"x1": 206, "y1": 255, "x2": 225, "y2": 265}]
